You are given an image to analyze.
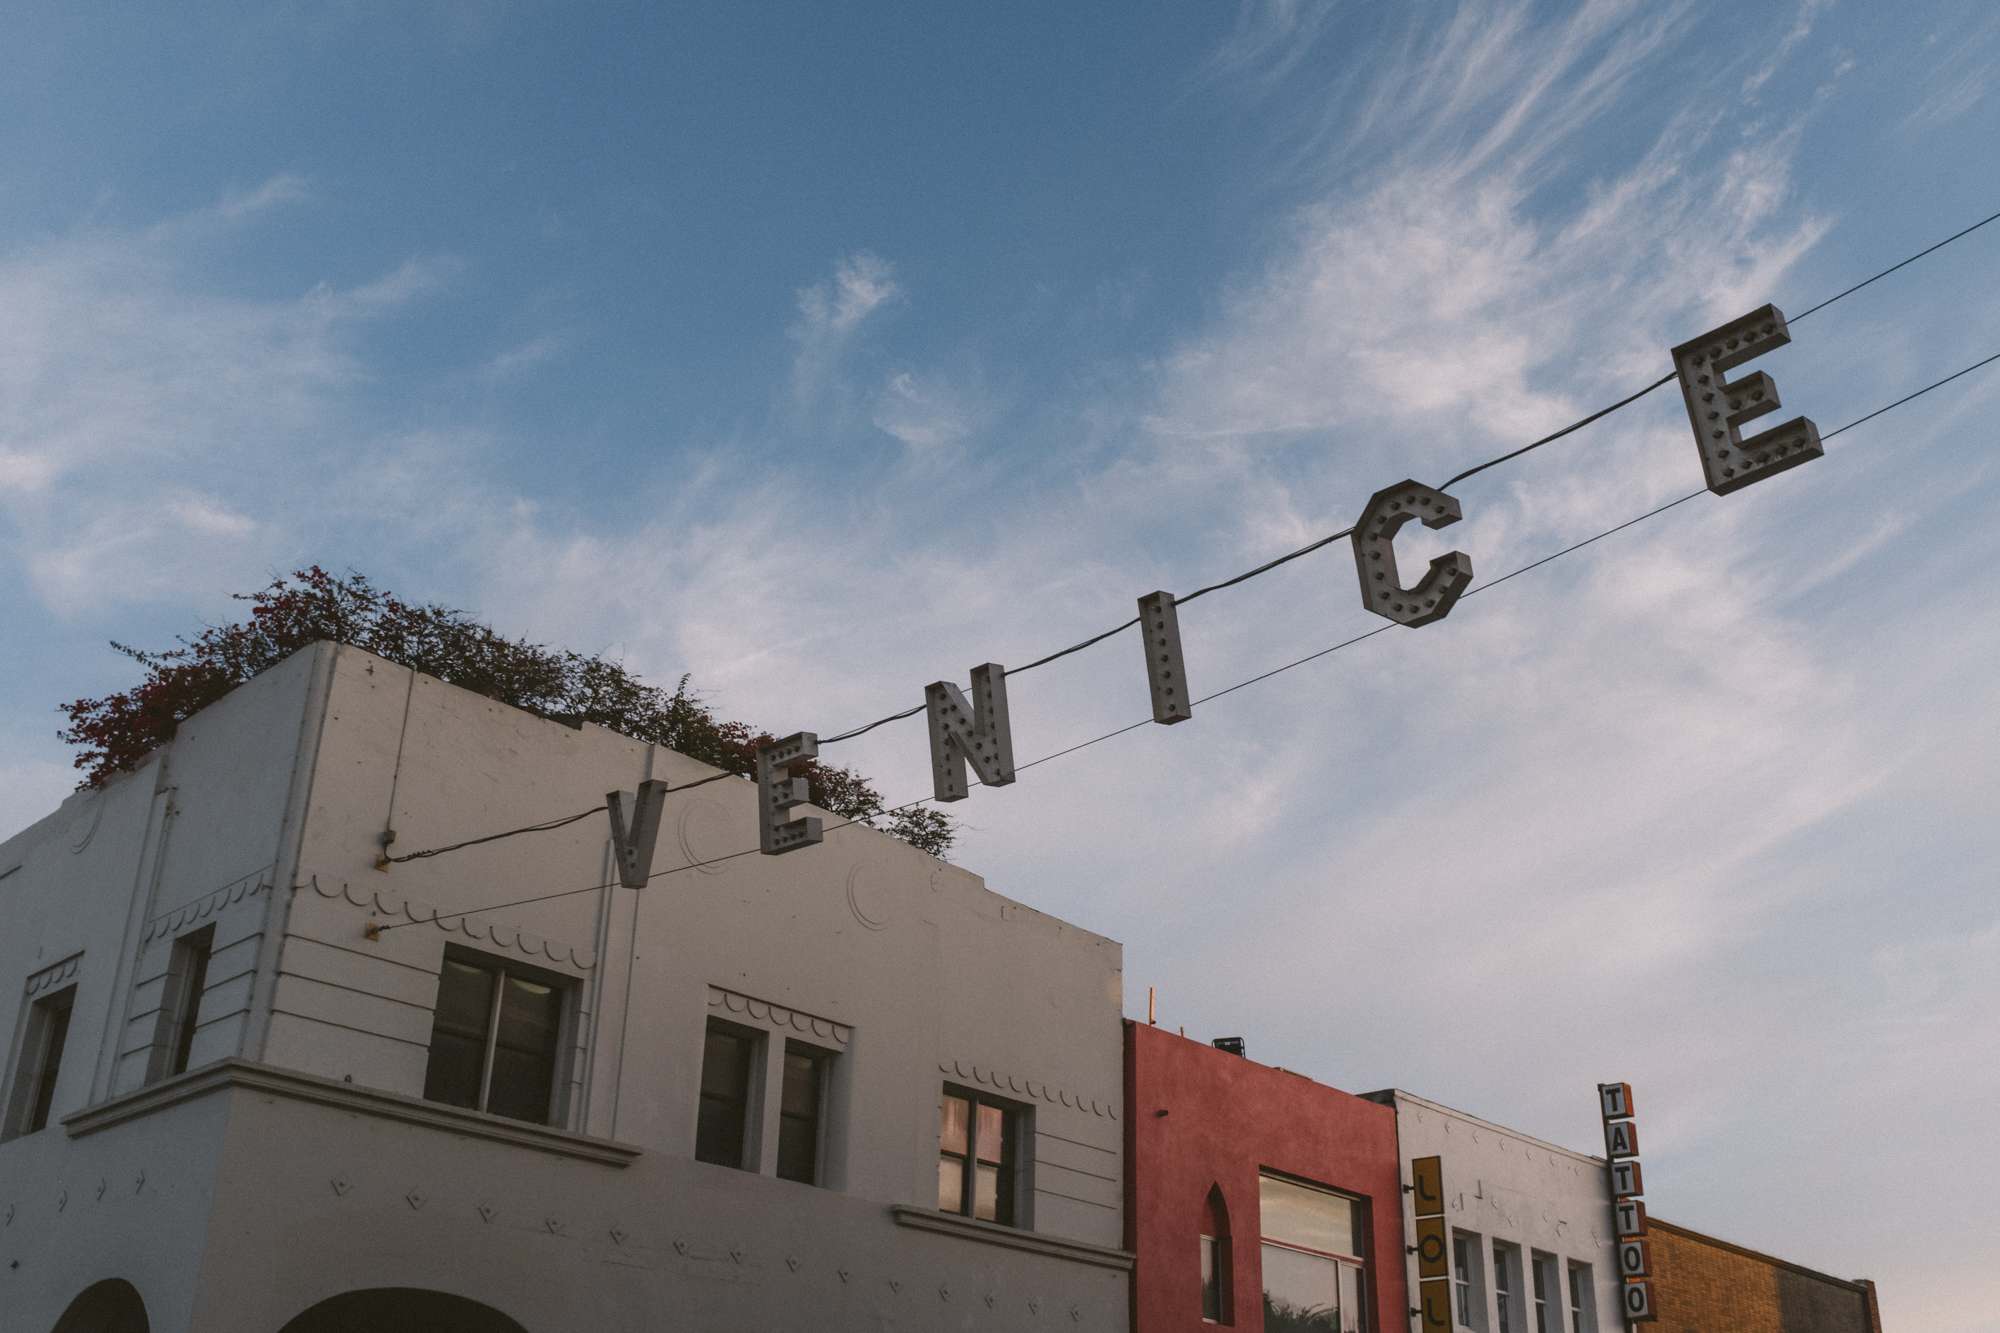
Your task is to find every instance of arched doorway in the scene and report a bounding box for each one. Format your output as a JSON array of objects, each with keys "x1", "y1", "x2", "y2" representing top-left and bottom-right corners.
[
  {"x1": 51, "y1": 1278, "x2": 149, "y2": 1333},
  {"x1": 277, "y1": 1289, "x2": 528, "y2": 1333}
]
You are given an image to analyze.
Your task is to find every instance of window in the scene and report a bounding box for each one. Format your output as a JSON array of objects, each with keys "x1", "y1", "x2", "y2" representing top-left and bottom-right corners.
[
  {"x1": 1453, "y1": 1232, "x2": 1487, "y2": 1330},
  {"x1": 1531, "y1": 1253, "x2": 1557, "y2": 1333},
  {"x1": 422, "y1": 949, "x2": 570, "y2": 1124},
  {"x1": 1258, "y1": 1173, "x2": 1367, "y2": 1333},
  {"x1": 3, "y1": 985, "x2": 75, "y2": 1139},
  {"x1": 153, "y1": 925, "x2": 213, "y2": 1080},
  {"x1": 1492, "y1": 1244, "x2": 1520, "y2": 1333},
  {"x1": 1566, "y1": 1262, "x2": 1595, "y2": 1333},
  {"x1": 1201, "y1": 1185, "x2": 1233, "y2": 1323},
  {"x1": 776, "y1": 1041, "x2": 827, "y2": 1184},
  {"x1": 695, "y1": 1019, "x2": 760, "y2": 1168},
  {"x1": 938, "y1": 1085, "x2": 1023, "y2": 1226}
]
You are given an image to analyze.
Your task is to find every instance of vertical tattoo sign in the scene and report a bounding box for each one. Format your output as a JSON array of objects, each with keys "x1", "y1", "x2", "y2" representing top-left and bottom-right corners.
[
  {"x1": 1410, "y1": 1154, "x2": 1451, "y2": 1333},
  {"x1": 1599, "y1": 1082, "x2": 1655, "y2": 1323}
]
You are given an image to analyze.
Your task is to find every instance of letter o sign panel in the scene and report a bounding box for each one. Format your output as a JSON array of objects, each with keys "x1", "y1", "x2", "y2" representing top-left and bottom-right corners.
[{"x1": 1623, "y1": 1279, "x2": 1656, "y2": 1320}]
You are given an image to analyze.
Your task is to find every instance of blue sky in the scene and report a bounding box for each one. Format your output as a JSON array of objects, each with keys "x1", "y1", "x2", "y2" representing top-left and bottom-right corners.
[{"x1": 5, "y1": 3, "x2": 1999, "y2": 1324}]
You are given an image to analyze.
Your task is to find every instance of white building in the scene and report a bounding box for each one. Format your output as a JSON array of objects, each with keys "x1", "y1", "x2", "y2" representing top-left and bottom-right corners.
[
  {"x1": 1368, "y1": 1090, "x2": 1624, "y2": 1333},
  {"x1": 1, "y1": 642, "x2": 1130, "y2": 1333}
]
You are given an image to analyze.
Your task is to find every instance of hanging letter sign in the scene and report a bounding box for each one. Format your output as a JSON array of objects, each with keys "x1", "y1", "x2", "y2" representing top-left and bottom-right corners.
[
  {"x1": 1670, "y1": 304, "x2": 1822, "y2": 496},
  {"x1": 1137, "y1": 591, "x2": 1193, "y2": 725},
  {"x1": 926, "y1": 664, "x2": 1016, "y2": 802},
  {"x1": 1352, "y1": 480, "x2": 1473, "y2": 627},
  {"x1": 1599, "y1": 1081, "x2": 1656, "y2": 1323},
  {"x1": 1410, "y1": 1154, "x2": 1451, "y2": 1333},
  {"x1": 756, "y1": 732, "x2": 824, "y2": 855},
  {"x1": 606, "y1": 780, "x2": 669, "y2": 887}
]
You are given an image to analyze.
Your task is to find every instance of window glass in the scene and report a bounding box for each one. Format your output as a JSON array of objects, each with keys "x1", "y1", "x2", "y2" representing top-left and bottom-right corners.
[
  {"x1": 6, "y1": 986, "x2": 77, "y2": 1139},
  {"x1": 937, "y1": 1087, "x2": 1020, "y2": 1226},
  {"x1": 1261, "y1": 1242, "x2": 1338, "y2": 1330},
  {"x1": 1259, "y1": 1174, "x2": 1364, "y2": 1333},
  {"x1": 421, "y1": 951, "x2": 570, "y2": 1125},
  {"x1": 423, "y1": 957, "x2": 496, "y2": 1109},
  {"x1": 1200, "y1": 1234, "x2": 1223, "y2": 1320},
  {"x1": 776, "y1": 1046, "x2": 823, "y2": 1184},
  {"x1": 1567, "y1": 1262, "x2": 1593, "y2": 1333},
  {"x1": 937, "y1": 1155, "x2": 965, "y2": 1213},
  {"x1": 1259, "y1": 1175, "x2": 1359, "y2": 1257},
  {"x1": 696, "y1": 1023, "x2": 756, "y2": 1168},
  {"x1": 1494, "y1": 1244, "x2": 1517, "y2": 1333},
  {"x1": 167, "y1": 927, "x2": 214, "y2": 1076},
  {"x1": 1532, "y1": 1254, "x2": 1556, "y2": 1333},
  {"x1": 486, "y1": 975, "x2": 561, "y2": 1121}
]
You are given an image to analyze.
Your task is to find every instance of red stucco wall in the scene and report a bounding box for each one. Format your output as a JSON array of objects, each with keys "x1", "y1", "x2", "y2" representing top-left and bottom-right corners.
[{"x1": 1125, "y1": 1021, "x2": 1408, "y2": 1333}]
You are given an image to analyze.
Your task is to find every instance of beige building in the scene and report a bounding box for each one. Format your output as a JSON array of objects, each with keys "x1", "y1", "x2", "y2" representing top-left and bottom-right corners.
[{"x1": 1, "y1": 642, "x2": 1130, "y2": 1332}]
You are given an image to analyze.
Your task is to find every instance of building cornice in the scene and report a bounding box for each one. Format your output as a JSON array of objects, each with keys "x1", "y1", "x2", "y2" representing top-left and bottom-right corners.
[
  {"x1": 889, "y1": 1205, "x2": 1134, "y2": 1271},
  {"x1": 63, "y1": 1059, "x2": 641, "y2": 1167}
]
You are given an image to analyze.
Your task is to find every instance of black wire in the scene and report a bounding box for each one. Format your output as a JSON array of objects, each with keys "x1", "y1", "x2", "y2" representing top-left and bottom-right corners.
[
  {"x1": 379, "y1": 770, "x2": 746, "y2": 867},
  {"x1": 1176, "y1": 529, "x2": 1356, "y2": 605},
  {"x1": 1818, "y1": 350, "x2": 2000, "y2": 440},
  {"x1": 378, "y1": 270, "x2": 2000, "y2": 922},
  {"x1": 384, "y1": 805, "x2": 606, "y2": 863},
  {"x1": 813, "y1": 206, "x2": 1999, "y2": 750},
  {"x1": 1440, "y1": 374, "x2": 1678, "y2": 490},
  {"x1": 1790, "y1": 208, "x2": 2000, "y2": 324}
]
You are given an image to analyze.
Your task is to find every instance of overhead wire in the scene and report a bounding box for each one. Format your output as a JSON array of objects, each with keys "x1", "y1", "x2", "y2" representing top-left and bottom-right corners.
[
  {"x1": 812, "y1": 204, "x2": 2000, "y2": 748},
  {"x1": 374, "y1": 340, "x2": 2000, "y2": 929}
]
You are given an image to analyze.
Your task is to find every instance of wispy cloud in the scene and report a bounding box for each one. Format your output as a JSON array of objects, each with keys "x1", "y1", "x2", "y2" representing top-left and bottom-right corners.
[{"x1": 788, "y1": 250, "x2": 901, "y2": 409}]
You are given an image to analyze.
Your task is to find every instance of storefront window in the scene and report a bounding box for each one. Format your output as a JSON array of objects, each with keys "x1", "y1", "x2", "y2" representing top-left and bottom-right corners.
[{"x1": 1259, "y1": 1173, "x2": 1367, "y2": 1332}]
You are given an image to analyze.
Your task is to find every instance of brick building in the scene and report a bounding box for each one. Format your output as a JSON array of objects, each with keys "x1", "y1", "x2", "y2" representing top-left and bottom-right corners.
[{"x1": 1648, "y1": 1217, "x2": 1883, "y2": 1333}]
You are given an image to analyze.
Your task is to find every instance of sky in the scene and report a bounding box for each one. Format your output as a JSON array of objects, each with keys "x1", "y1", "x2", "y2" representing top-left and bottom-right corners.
[{"x1": 4, "y1": 1, "x2": 1998, "y2": 1325}]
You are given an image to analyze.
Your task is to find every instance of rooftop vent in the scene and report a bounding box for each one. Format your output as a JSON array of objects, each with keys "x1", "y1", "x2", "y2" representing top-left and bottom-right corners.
[{"x1": 1211, "y1": 1037, "x2": 1246, "y2": 1058}]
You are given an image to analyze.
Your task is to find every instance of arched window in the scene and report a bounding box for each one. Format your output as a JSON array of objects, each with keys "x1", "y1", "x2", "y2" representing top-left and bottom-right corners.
[
  {"x1": 51, "y1": 1278, "x2": 149, "y2": 1333},
  {"x1": 1201, "y1": 1184, "x2": 1234, "y2": 1324},
  {"x1": 277, "y1": 1288, "x2": 528, "y2": 1333}
]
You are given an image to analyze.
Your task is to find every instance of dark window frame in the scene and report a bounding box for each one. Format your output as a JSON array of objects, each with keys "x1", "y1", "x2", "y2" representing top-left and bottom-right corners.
[
  {"x1": 4, "y1": 983, "x2": 77, "y2": 1139},
  {"x1": 1256, "y1": 1169, "x2": 1371, "y2": 1333},
  {"x1": 695, "y1": 1017, "x2": 763, "y2": 1170},
  {"x1": 146, "y1": 924, "x2": 215, "y2": 1083},
  {"x1": 421, "y1": 946, "x2": 575, "y2": 1126},
  {"x1": 937, "y1": 1083, "x2": 1028, "y2": 1228},
  {"x1": 775, "y1": 1039, "x2": 830, "y2": 1185}
]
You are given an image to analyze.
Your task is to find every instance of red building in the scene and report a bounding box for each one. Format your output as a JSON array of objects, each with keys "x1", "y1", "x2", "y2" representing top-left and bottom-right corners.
[{"x1": 1124, "y1": 1021, "x2": 1407, "y2": 1332}]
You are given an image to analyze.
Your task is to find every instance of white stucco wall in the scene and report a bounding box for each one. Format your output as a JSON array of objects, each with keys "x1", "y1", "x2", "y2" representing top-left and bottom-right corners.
[
  {"x1": 1378, "y1": 1089, "x2": 1625, "y2": 1333},
  {"x1": 1, "y1": 642, "x2": 1130, "y2": 1333}
]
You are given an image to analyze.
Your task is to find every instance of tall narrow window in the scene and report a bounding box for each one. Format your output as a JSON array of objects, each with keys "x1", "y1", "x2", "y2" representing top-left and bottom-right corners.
[
  {"x1": 776, "y1": 1041, "x2": 827, "y2": 1184},
  {"x1": 3, "y1": 985, "x2": 75, "y2": 1139},
  {"x1": 421, "y1": 949, "x2": 572, "y2": 1125},
  {"x1": 1566, "y1": 1262, "x2": 1595, "y2": 1333},
  {"x1": 1201, "y1": 1184, "x2": 1233, "y2": 1322},
  {"x1": 1531, "y1": 1253, "x2": 1556, "y2": 1333},
  {"x1": 937, "y1": 1085, "x2": 1023, "y2": 1226},
  {"x1": 162, "y1": 926, "x2": 214, "y2": 1078},
  {"x1": 1259, "y1": 1173, "x2": 1367, "y2": 1333},
  {"x1": 1493, "y1": 1244, "x2": 1519, "y2": 1333},
  {"x1": 1454, "y1": 1232, "x2": 1487, "y2": 1330},
  {"x1": 695, "y1": 1020, "x2": 759, "y2": 1169}
]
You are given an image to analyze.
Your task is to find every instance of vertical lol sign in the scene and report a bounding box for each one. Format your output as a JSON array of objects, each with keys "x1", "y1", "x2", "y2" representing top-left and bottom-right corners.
[
  {"x1": 1599, "y1": 1082, "x2": 1655, "y2": 1323},
  {"x1": 1410, "y1": 1155, "x2": 1451, "y2": 1333}
]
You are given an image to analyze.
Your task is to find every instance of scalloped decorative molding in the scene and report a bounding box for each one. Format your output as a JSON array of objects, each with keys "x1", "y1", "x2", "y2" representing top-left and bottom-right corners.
[
  {"x1": 26, "y1": 952, "x2": 82, "y2": 997},
  {"x1": 143, "y1": 869, "x2": 272, "y2": 943},
  {"x1": 938, "y1": 1059, "x2": 1117, "y2": 1120},
  {"x1": 315, "y1": 878, "x2": 597, "y2": 969},
  {"x1": 707, "y1": 986, "x2": 850, "y2": 1049}
]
